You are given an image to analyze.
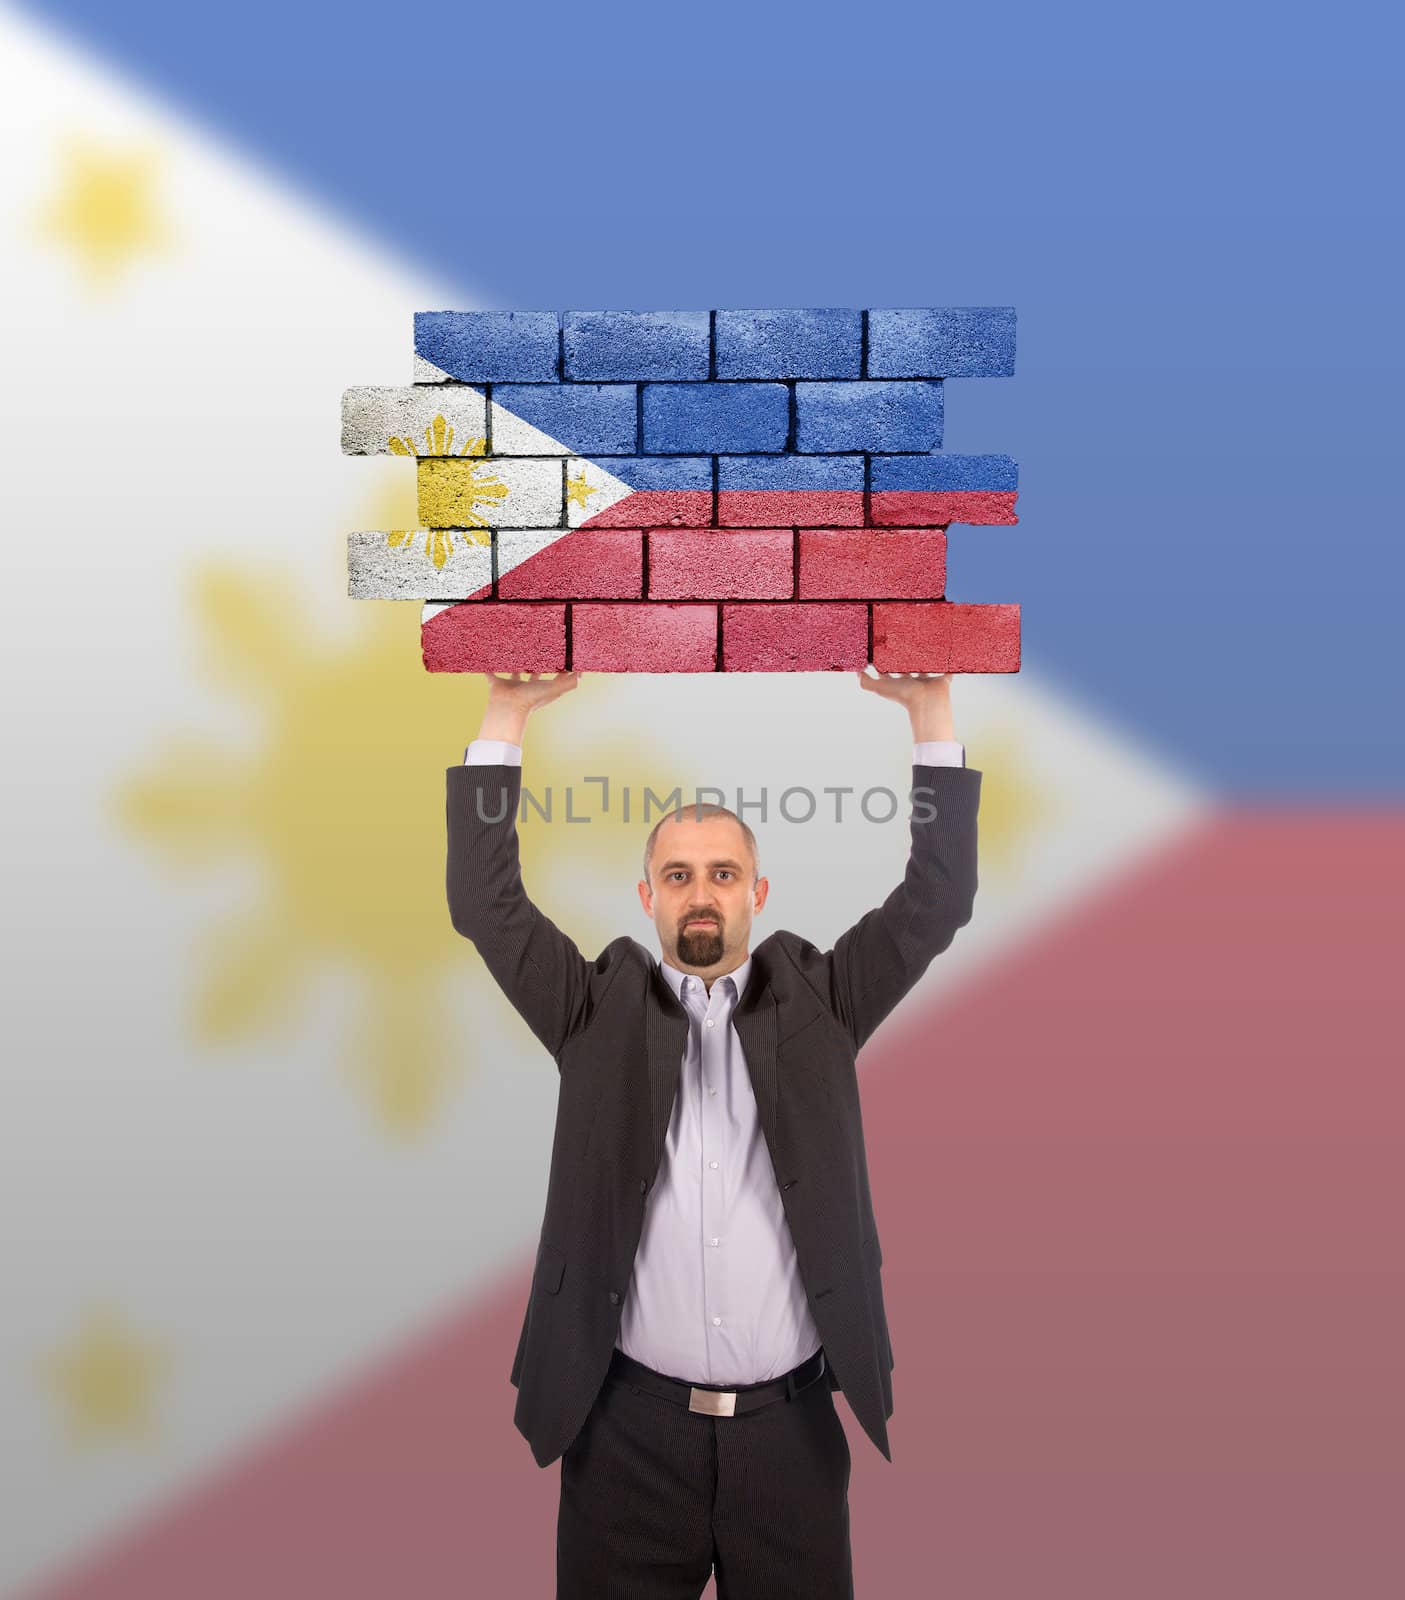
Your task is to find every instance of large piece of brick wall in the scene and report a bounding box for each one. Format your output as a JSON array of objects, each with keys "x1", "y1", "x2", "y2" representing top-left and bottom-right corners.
[{"x1": 342, "y1": 308, "x2": 1021, "y2": 673}]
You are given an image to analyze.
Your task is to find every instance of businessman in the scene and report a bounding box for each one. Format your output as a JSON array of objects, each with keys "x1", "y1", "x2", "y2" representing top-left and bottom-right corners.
[{"x1": 446, "y1": 667, "x2": 981, "y2": 1598}]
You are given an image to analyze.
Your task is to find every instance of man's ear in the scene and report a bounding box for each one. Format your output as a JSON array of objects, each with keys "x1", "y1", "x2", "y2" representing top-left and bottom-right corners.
[
  {"x1": 637, "y1": 878, "x2": 653, "y2": 917},
  {"x1": 753, "y1": 875, "x2": 769, "y2": 913}
]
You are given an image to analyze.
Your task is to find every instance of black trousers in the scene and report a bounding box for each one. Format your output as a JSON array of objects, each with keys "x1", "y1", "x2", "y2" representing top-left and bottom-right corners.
[{"x1": 557, "y1": 1349, "x2": 854, "y2": 1598}]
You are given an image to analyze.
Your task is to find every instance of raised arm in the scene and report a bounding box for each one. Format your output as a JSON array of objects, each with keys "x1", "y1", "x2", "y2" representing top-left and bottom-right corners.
[
  {"x1": 446, "y1": 670, "x2": 592, "y2": 1062},
  {"x1": 826, "y1": 671, "x2": 981, "y2": 1050}
]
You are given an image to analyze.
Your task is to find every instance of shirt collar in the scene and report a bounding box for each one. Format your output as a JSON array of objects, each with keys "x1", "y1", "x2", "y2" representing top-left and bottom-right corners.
[{"x1": 659, "y1": 950, "x2": 752, "y2": 1005}]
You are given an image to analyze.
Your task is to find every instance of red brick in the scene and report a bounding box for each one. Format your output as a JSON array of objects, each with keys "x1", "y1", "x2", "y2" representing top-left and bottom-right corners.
[
  {"x1": 949, "y1": 602, "x2": 1021, "y2": 671},
  {"x1": 872, "y1": 602, "x2": 1020, "y2": 672},
  {"x1": 498, "y1": 529, "x2": 642, "y2": 599},
  {"x1": 722, "y1": 603, "x2": 868, "y2": 671},
  {"x1": 716, "y1": 490, "x2": 863, "y2": 527},
  {"x1": 580, "y1": 490, "x2": 714, "y2": 528},
  {"x1": 421, "y1": 601, "x2": 566, "y2": 672},
  {"x1": 797, "y1": 529, "x2": 946, "y2": 599},
  {"x1": 869, "y1": 489, "x2": 1018, "y2": 526},
  {"x1": 572, "y1": 603, "x2": 717, "y2": 671},
  {"x1": 648, "y1": 530, "x2": 793, "y2": 599}
]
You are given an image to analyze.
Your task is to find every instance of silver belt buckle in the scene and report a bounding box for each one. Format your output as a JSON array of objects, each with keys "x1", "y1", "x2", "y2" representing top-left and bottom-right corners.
[{"x1": 688, "y1": 1385, "x2": 737, "y2": 1417}]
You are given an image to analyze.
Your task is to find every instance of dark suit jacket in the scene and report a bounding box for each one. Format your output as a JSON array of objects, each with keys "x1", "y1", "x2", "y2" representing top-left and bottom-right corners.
[{"x1": 446, "y1": 757, "x2": 981, "y2": 1467}]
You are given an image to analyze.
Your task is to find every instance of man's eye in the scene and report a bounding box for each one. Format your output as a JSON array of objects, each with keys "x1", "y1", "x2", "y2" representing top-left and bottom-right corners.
[{"x1": 717, "y1": 871, "x2": 733, "y2": 880}]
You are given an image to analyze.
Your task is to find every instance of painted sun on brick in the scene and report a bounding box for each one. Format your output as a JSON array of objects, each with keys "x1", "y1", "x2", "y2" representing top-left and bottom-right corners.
[{"x1": 341, "y1": 307, "x2": 1022, "y2": 673}]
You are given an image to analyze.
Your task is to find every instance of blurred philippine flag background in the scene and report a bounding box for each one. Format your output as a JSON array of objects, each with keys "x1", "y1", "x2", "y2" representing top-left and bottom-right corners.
[{"x1": 1, "y1": 2, "x2": 1400, "y2": 1596}]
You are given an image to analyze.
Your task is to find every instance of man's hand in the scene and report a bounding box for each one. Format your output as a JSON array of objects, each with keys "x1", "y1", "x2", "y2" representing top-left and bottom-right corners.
[
  {"x1": 855, "y1": 667, "x2": 955, "y2": 742},
  {"x1": 477, "y1": 670, "x2": 581, "y2": 744}
]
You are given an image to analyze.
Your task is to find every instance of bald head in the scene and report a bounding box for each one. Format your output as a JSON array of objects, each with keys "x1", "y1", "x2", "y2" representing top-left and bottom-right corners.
[{"x1": 642, "y1": 802, "x2": 759, "y2": 888}]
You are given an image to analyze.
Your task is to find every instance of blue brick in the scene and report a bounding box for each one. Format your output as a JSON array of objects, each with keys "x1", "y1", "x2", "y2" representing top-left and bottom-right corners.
[
  {"x1": 600, "y1": 457, "x2": 713, "y2": 492},
  {"x1": 563, "y1": 311, "x2": 710, "y2": 381},
  {"x1": 643, "y1": 383, "x2": 788, "y2": 454},
  {"x1": 415, "y1": 310, "x2": 559, "y2": 382},
  {"x1": 870, "y1": 454, "x2": 1018, "y2": 491},
  {"x1": 718, "y1": 455, "x2": 865, "y2": 492},
  {"x1": 795, "y1": 381, "x2": 942, "y2": 452},
  {"x1": 714, "y1": 308, "x2": 861, "y2": 379},
  {"x1": 494, "y1": 384, "x2": 636, "y2": 454},
  {"x1": 866, "y1": 308, "x2": 1016, "y2": 377}
]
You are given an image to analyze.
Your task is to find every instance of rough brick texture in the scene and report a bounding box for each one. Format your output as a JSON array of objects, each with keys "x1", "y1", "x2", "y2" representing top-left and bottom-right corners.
[
  {"x1": 348, "y1": 529, "x2": 491, "y2": 600},
  {"x1": 798, "y1": 529, "x2": 946, "y2": 599},
  {"x1": 491, "y1": 384, "x2": 636, "y2": 456},
  {"x1": 349, "y1": 307, "x2": 1022, "y2": 672},
  {"x1": 643, "y1": 383, "x2": 788, "y2": 454},
  {"x1": 714, "y1": 308, "x2": 862, "y2": 379},
  {"x1": 421, "y1": 602, "x2": 566, "y2": 672},
  {"x1": 648, "y1": 530, "x2": 794, "y2": 599},
  {"x1": 563, "y1": 311, "x2": 710, "y2": 381},
  {"x1": 872, "y1": 602, "x2": 1021, "y2": 672},
  {"x1": 722, "y1": 604, "x2": 869, "y2": 671},
  {"x1": 572, "y1": 603, "x2": 718, "y2": 671},
  {"x1": 341, "y1": 387, "x2": 487, "y2": 455},
  {"x1": 794, "y1": 382, "x2": 943, "y2": 453},
  {"x1": 414, "y1": 311, "x2": 559, "y2": 383},
  {"x1": 498, "y1": 529, "x2": 642, "y2": 599},
  {"x1": 866, "y1": 307, "x2": 1016, "y2": 377},
  {"x1": 418, "y1": 457, "x2": 562, "y2": 529}
]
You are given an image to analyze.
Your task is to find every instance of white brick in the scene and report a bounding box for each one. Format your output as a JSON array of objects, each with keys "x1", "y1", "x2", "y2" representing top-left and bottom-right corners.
[
  {"x1": 495, "y1": 528, "x2": 573, "y2": 583},
  {"x1": 489, "y1": 397, "x2": 571, "y2": 456},
  {"x1": 565, "y1": 456, "x2": 634, "y2": 527},
  {"x1": 341, "y1": 385, "x2": 487, "y2": 455},
  {"x1": 417, "y1": 456, "x2": 564, "y2": 529},
  {"x1": 347, "y1": 529, "x2": 492, "y2": 600}
]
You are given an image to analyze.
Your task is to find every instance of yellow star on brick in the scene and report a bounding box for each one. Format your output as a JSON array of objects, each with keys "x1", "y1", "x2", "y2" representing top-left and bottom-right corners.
[
  {"x1": 40, "y1": 1303, "x2": 170, "y2": 1446},
  {"x1": 36, "y1": 136, "x2": 173, "y2": 289},
  {"x1": 565, "y1": 471, "x2": 597, "y2": 511}
]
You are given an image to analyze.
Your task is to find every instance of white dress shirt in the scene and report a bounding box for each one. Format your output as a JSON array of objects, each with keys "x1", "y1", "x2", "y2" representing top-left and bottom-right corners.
[{"x1": 463, "y1": 732, "x2": 965, "y2": 1382}]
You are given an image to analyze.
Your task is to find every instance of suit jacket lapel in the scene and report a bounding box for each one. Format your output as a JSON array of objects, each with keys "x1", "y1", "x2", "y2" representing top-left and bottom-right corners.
[
  {"x1": 732, "y1": 979, "x2": 778, "y2": 1151},
  {"x1": 644, "y1": 973, "x2": 689, "y2": 1168}
]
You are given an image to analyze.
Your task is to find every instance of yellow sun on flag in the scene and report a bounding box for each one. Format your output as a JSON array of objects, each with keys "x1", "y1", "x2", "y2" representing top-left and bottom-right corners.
[
  {"x1": 35, "y1": 135, "x2": 174, "y2": 289},
  {"x1": 960, "y1": 726, "x2": 1048, "y2": 877},
  {"x1": 39, "y1": 1303, "x2": 170, "y2": 1447},
  {"x1": 395, "y1": 422, "x2": 511, "y2": 562},
  {"x1": 386, "y1": 415, "x2": 485, "y2": 460},
  {"x1": 387, "y1": 523, "x2": 492, "y2": 573},
  {"x1": 112, "y1": 484, "x2": 674, "y2": 1137}
]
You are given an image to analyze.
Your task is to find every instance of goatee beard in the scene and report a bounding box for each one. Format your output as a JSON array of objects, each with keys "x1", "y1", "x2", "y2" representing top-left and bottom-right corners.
[{"x1": 678, "y1": 925, "x2": 723, "y2": 964}]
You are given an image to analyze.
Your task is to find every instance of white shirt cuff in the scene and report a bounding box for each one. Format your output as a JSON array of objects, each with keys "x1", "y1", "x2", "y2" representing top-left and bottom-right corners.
[
  {"x1": 464, "y1": 739, "x2": 523, "y2": 765},
  {"x1": 913, "y1": 740, "x2": 965, "y2": 767}
]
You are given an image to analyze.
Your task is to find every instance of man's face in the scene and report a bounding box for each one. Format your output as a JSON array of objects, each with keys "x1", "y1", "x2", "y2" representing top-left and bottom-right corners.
[{"x1": 637, "y1": 812, "x2": 768, "y2": 976}]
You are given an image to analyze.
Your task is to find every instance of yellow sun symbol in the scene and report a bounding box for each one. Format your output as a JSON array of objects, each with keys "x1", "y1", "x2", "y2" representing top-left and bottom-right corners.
[
  {"x1": 35, "y1": 134, "x2": 174, "y2": 290},
  {"x1": 113, "y1": 483, "x2": 672, "y2": 1137},
  {"x1": 962, "y1": 725, "x2": 1050, "y2": 877},
  {"x1": 39, "y1": 1303, "x2": 170, "y2": 1447},
  {"x1": 384, "y1": 418, "x2": 506, "y2": 570},
  {"x1": 386, "y1": 414, "x2": 484, "y2": 460}
]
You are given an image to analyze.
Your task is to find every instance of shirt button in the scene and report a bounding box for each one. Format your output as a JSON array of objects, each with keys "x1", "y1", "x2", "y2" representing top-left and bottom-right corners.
[
  {"x1": 710, "y1": 1237, "x2": 719, "y2": 1246},
  {"x1": 712, "y1": 1316, "x2": 722, "y2": 1326},
  {"x1": 709, "y1": 1088, "x2": 717, "y2": 1096},
  {"x1": 709, "y1": 1160, "x2": 718, "y2": 1169},
  {"x1": 705, "y1": 1019, "x2": 715, "y2": 1028}
]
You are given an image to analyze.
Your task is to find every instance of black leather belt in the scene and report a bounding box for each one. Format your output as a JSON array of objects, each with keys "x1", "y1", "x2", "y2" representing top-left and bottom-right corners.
[{"x1": 606, "y1": 1345, "x2": 827, "y2": 1417}]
